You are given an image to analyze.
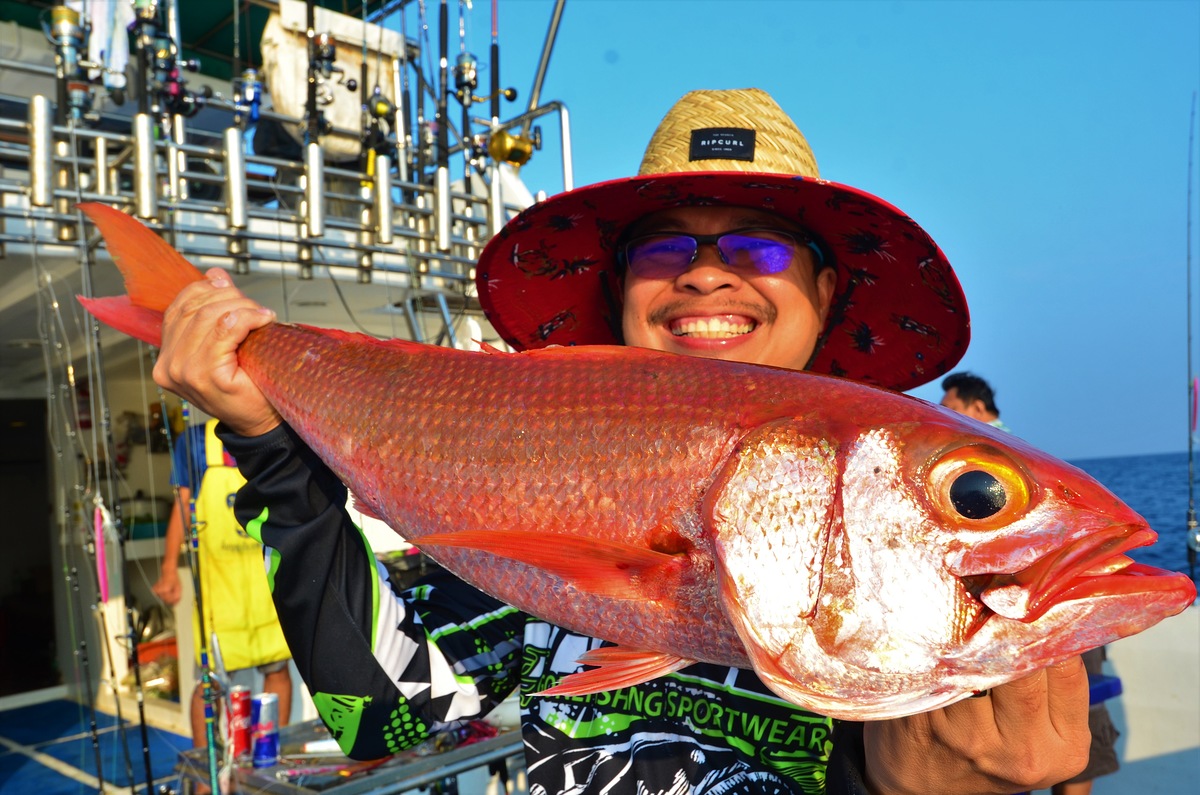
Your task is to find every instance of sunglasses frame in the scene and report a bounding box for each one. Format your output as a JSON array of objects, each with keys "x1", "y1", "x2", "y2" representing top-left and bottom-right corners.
[{"x1": 620, "y1": 227, "x2": 826, "y2": 280}]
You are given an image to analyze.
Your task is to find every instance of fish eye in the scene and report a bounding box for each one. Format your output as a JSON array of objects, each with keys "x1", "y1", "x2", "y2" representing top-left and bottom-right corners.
[
  {"x1": 949, "y1": 470, "x2": 1007, "y2": 519},
  {"x1": 929, "y1": 446, "x2": 1032, "y2": 527}
]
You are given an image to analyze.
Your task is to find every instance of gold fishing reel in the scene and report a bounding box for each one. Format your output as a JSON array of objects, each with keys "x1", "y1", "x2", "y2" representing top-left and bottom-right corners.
[{"x1": 488, "y1": 127, "x2": 538, "y2": 168}]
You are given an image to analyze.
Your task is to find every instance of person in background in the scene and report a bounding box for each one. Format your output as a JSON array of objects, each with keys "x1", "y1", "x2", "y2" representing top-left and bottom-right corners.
[
  {"x1": 940, "y1": 371, "x2": 1011, "y2": 432},
  {"x1": 940, "y1": 376, "x2": 1120, "y2": 794},
  {"x1": 152, "y1": 87, "x2": 1093, "y2": 794},
  {"x1": 152, "y1": 418, "x2": 293, "y2": 759}
]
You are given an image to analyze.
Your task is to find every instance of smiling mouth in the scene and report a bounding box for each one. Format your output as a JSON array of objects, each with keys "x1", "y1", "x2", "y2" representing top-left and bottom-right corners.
[{"x1": 669, "y1": 317, "x2": 756, "y2": 339}]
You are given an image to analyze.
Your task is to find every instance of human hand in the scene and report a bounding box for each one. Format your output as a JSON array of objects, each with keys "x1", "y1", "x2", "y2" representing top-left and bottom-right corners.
[
  {"x1": 151, "y1": 566, "x2": 182, "y2": 607},
  {"x1": 862, "y1": 656, "x2": 1091, "y2": 794},
  {"x1": 154, "y1": 269, "x2": 281, "y2": 437}
]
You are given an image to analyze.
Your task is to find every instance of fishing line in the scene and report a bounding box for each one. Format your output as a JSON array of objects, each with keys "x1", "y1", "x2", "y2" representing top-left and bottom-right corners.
[
  {"x1": 1187, "y1": 91, "x2": 1199, "y2": 581},
  {"x1": 32, "y1": 225, "x2": 108, "y2": 792}
]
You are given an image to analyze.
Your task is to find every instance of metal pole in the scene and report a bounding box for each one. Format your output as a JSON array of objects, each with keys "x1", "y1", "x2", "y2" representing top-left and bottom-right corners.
[
  {"x1": 304, "y1": 141, "x2": 325, "y2": 237},
  {"x1": 522, "y1": 0, "x2": 566, "y2": 139},
  {"x1": 225, "y1": 127, "x2": 248, "y2": 230},
  {"x1": 133, "y1": 112, "x2": 159, "y2": 221},
  {"x1": 30, "y1": 95, "x2": 54, "y2": 207},
  {"x1": 375, "y1": 153, "x2": 394, "y2": 244}
]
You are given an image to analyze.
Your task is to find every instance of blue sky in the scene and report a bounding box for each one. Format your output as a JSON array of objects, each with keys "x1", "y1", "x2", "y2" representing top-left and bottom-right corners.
[{"x1": 415, "y1": 0, "x2": 1200, "y2": 461}]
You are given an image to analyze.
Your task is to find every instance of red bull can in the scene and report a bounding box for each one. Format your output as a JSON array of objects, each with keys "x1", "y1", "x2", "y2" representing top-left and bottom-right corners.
[
  {"x1": 229, "y1": 686, "x2": 252, "y2": 760},
  {"x1": 250, "y1": 692, "x2": 280, "y2": 768}
]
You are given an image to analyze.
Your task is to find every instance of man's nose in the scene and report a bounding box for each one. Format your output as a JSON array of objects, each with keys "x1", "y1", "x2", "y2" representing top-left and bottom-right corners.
[{"x1": 676, "y1": 243, "x2": 741, "y2": 291}]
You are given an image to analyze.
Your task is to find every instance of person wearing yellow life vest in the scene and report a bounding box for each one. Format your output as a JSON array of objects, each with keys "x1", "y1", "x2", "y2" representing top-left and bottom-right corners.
[{"x1": 153, "y1": 418, "x2": 293, "y2": 753}]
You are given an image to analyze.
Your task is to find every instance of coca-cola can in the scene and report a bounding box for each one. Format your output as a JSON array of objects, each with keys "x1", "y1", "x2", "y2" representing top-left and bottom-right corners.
[
  {"x1": 229, "y1": 686, "x2": 252, "y2": 760},
  {"x1": 250, "y1": 692, "x2": 280, "y2": 768}
]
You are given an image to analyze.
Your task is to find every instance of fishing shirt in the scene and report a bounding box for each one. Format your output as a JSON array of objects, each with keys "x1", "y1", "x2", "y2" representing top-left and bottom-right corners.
[{"x1": 219, "y1": 422, "x2": 872, "y2": 795}]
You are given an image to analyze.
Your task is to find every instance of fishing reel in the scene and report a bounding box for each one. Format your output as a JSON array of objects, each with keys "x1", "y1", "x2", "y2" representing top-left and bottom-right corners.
[
  {"x1": 454, "y1": 51, "x2": 479, "y2": 101},
  {"x1": 234, "y1": 67, "x2": 263, "y2": 125},
  {"x1": 368, "y1": 84, "x2": 396, "y2": 124},
  {"x1": 130, "y1": 0, "x2": 210, "y2": 118},
  {"x1": 152, "y1": 39, "x2": 211, "y2": 117},
  {"x1": 44, "y1": 5, "x2": 96, "y2": 124},
  {"x1": 488, "y1": 126, "x2": 539, "y2": 168},
  {"x1": 361, "y1": 84, "x2": 399, "y2": 160},
  {"x1": 311, "y1": 31, "x2": 357, "y2": 106}
]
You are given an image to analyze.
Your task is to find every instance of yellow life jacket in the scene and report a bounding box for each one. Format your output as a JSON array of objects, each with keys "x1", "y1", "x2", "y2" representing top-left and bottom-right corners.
[{"x1": 192, "y1": 419, "x2": 289, "y2": 670}]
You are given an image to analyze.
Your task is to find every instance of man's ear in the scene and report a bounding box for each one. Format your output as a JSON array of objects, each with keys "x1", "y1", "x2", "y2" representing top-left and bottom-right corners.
[
  {"x1": 966, "y1": 399, "x2": 990, "y2": 421},
  {"x1": 816, "y1": 267, "x2": 837, "y2": 324}
]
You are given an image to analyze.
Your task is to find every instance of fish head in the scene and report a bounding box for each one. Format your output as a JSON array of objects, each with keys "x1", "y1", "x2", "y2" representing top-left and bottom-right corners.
[{"x1": 706, "y1": 403, "x2": 1197, "y2": 719}]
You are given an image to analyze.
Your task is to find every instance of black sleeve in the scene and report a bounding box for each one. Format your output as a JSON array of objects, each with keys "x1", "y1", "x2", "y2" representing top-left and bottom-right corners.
[
  {"x1": 826, "y1": 721, "x2": 872, "y2": 795},
  {"x1": 218, "y1": 422, "x2": 526, "y2": 760}
]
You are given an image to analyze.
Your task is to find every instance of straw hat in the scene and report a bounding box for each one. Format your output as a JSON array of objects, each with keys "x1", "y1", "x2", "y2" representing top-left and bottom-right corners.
[{"x1": 475, "y1": 88, "x2": 969, "y2": 391}]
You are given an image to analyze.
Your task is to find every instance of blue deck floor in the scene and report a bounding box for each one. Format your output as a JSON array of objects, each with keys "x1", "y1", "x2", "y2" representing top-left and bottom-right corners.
[{"x1": 0, "y1": 699, "x2": 190, "y2": 794}]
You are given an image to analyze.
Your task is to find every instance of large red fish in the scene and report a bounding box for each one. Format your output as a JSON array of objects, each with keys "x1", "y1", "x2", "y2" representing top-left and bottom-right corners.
[{"x1": 77, "y1": 203, "x2": 1196, "y2": 720}]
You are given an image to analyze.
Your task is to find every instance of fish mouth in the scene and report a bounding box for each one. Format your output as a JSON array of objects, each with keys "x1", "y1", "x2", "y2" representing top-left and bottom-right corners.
[{"x1": 977, "y1": 524, "x2": 1159, "y2": 621}]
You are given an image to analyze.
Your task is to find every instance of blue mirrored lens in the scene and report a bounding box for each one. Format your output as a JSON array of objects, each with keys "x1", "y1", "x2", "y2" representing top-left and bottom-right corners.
[
  {"x1": 625, "y1": 236, "x2": 698, "y2": 279},
  {"x1": 717, "y1": 233, "x2": 795, "y2": 274}
]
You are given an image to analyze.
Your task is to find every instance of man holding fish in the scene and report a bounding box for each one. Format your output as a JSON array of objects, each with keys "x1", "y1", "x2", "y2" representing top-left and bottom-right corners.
[{"x1": 149, "y1": 88, "x2": 1106, "y2": 793}]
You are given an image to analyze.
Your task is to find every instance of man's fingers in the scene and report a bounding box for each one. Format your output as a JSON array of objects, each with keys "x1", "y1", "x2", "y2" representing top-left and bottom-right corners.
[{"x1": 1044, "y1": 655, "x2": 1091, "y2": 737}]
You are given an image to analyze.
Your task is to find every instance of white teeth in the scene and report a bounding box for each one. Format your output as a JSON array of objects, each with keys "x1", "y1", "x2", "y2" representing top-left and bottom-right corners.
[{"x1": 671, "y1": 318, "x2": 754, "y2": 338}]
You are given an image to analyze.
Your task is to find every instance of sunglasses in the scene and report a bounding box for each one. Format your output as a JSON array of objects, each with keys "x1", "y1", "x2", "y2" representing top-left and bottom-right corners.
[{"x1": 620, "y1": 227, "x2": 825, "y2": 280}]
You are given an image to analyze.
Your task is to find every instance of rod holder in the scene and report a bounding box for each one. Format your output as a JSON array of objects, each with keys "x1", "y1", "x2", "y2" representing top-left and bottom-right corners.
[
  {"x1": 374, "y1": 154, "x2": 393, "y2": 245},
  {"x1": 94, "y1": 136, "x2": 110, "y2": 196},
  {"x1": 29, "y1": 95, "x2": 53, "y2": 207},
  {"x1": 303, "y1": 142, "x2": 324, "y2": 238},
  {"x1": 435, "y1": 165, "x2": 451, "y2": 252},
  {"x1": 488, "y1": 161, "x2": 504, "y2": 238},
  {"x1": 224, "y1": 127, "x2": 248, "y2": 230},
  {"x1": 133, "y1": 113, "x2": 158, "y2": 221},
  {"x1": 168, "y1": 115, "x2": 188, "y2": 202}
]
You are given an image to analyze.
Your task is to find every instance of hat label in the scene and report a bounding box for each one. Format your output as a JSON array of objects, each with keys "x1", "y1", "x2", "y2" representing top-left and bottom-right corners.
[{"x1": 689, "y1": 128, "x2": 756, "y2": 162}]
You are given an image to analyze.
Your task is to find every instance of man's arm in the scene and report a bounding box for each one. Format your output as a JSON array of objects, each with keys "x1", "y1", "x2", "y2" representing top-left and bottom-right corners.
[
  {"x1": 150, "y1": 486, "x2": 190, "y2": 606},
  {"x1": 219, "y1": 423, "x2": 524, "y2": 760}
]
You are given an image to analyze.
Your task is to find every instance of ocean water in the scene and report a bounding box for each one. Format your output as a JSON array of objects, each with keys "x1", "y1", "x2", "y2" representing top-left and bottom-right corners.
[{"x1": 1069, "y1": 450, "x2": 1197, "y2": 577}]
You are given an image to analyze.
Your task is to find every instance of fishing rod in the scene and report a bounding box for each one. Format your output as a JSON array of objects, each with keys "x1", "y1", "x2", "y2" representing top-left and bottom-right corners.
[
  {"x1": 520, "y1": 0, "x2": 565, "y2": 142},
  {"x1": 167, "y1": 399, "x2": 223, "y2": 795},
  {"x1": 75, "y1": 200, "x2": 164, "y2": 793},
  {"x1": 1187, "y1": 91, "x2": 1199, "y2": 581}
]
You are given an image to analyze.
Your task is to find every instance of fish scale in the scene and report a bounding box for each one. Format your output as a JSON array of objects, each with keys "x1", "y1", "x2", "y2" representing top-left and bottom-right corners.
[
  {"x1": 238, "y1": 322, "x2": 775, "y2": 666},
  {"x1": 76, "y1": 201, "x2": 1197, "y2": 720}
]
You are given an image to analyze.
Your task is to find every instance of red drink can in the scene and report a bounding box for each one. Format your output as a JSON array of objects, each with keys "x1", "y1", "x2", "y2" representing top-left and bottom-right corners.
[
  {"x1": 229, "y1": 686, "x2": 252, "y2": 760},
  {"x1": 250, "y1": 692, "x2": 280, "y2": 768}
]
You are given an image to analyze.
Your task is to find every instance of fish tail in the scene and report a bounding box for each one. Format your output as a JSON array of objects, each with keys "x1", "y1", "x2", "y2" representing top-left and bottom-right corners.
[{"x1": 75, "y1": 203, "x2": 206, "y2": 346}]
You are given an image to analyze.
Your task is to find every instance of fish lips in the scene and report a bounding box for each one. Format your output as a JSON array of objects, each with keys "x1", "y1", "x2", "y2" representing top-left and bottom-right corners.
[{"x1": 970, "y1": 523, "x2": 1185, "y2": 621}]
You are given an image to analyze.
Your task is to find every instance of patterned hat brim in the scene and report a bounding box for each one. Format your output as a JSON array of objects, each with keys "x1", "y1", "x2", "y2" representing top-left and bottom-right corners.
[{"x1": 476, "y1": 171, "x2": 970, "y2": 392}]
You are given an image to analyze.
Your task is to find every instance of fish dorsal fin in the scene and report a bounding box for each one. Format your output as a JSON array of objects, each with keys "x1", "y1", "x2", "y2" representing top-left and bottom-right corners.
[
  {"x1": 415, "y1": 529, "x2": 690, "y2": 601},
  {"x1": 535, "y1": 646, "x2": 695, "y2": 697},
  {"x1": 704, "y1": 419, "x2": 838, "y2": 638}
]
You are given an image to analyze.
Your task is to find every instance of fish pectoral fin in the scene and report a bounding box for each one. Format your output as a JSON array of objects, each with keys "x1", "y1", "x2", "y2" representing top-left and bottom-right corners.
[
  {"x1": 534, "y1": 646, "x2": 695, "y2": 697},
  {"x1": 349, "y1": 494, "x2": 386, "y2": 522},
  {"x1": 416, "y1": 530, "x2": 688, "y2": 601}
]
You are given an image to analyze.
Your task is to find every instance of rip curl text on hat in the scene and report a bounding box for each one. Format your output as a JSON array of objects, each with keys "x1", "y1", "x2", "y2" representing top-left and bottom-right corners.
[{"x1": 689, "y1": 128, "x2": 756, "y2": 162}]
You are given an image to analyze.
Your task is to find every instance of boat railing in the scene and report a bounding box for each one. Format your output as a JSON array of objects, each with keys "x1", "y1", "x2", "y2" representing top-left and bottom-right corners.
[{"x1": 0, "y1": 90, "x2": 572, "y2": 344}]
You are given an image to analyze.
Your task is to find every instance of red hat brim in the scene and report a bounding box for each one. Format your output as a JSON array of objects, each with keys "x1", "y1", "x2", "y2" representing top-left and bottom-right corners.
[{"x1": 476, "y1": 172, "x2": 969, "y2": 392}]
